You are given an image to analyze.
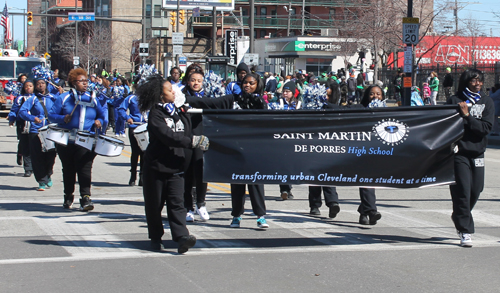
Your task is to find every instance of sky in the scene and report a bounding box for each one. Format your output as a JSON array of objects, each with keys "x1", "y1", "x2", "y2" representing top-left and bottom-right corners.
[{"x1": 2, "y1": 0, "x2": 500, "y2": 44}]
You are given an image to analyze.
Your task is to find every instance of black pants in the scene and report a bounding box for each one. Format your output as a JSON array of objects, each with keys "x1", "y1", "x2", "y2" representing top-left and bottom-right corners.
[
  {"x1": 279, "y1": 184, "x2": 292, "y2": 193},
  {"x1": 28, "y1": 134, "x2": 57, "y2": 184},
  {"x1": 56, "y1": 143, "x2": 96, "y2": 196},
  {"x1": 308, "y1": 186, "x2": 338, "y2": 208},
  {"x1": 450, "y1": 154, "x2": 484, "y2": 234},
  {"x1": 183, "y1": 148, "x2": 207, "y2": 211},
  {"x1": 143, "y1": 169, "x2": 189, "y2": 242},
  {"x1": 358, "y1": 188, "x2": 377, "y2": 215},
  {"x1": 16, "y1": 126, "x2": 32, "y2": 172},
  {"x1": 128, "y1": 127, "x2": 143, "y2": 181},
  {"x1": 108, "y1": 104, "x2": 115, "y2": 129},
  {"x1": 231, "y1": 184, "x2": 266, "y2": 218}
]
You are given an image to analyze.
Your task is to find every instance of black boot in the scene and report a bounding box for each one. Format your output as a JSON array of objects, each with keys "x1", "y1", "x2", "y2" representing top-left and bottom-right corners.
[{"x1": 138, "y1": 173, "x2": 143, "y2": 186}]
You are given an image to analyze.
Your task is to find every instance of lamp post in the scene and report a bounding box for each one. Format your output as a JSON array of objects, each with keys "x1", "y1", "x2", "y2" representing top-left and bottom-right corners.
[{"x1": 285, "y1": 3, "x2": 292, "y2": 36}]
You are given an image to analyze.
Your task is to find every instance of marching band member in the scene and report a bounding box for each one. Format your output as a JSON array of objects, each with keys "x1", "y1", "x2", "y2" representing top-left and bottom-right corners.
[
  {"x1": 48, "y1": 68, "x2": 107, "y2": 211},
  {"x1": 18, "y1": 78, "x2": 58, "y2": 191},
  {"x1": 118, "y1": 82, "x2": 146, "y2": 186},
  {"x1": 137, "y1": 74, "x2": 207, "y2": 253},
  {"x1": 186, "y1": 72, "x2": 269, "y2": 228},
  {"x1": 8, "y1": 78, "x2": 33, "y2": 177}
]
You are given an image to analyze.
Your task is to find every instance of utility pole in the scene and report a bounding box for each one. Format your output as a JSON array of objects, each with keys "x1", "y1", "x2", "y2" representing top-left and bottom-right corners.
[
  {"x1": 212, "y1": 6, "x2": 217, "y2": 55},
  {"x1": 74, "y1": 0, "x2": 78, "y2": 69},
  {"x1": 301, "y1": 0, "x2": 305, "y2": 35},
  {"x1": 45, "y1": 0, "x2": 48, "y2": 54},
  {"x1": 249, "y1": 0, "x2": 254, "y2": 53},
  {"x1": 286, "y1": 2, "x2": 291, "y2": 36},
  {"x1": 455, "y1": 0, "x2": 458, "y2": 35},
  {"x1": 142, "y1": 0, "x2": 146, "y2": 65}
]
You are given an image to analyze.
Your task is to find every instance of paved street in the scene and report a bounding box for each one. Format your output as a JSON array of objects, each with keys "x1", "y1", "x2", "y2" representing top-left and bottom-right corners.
[{"x1": 1, "y1": 118, "x2": 500, "y2": 292}]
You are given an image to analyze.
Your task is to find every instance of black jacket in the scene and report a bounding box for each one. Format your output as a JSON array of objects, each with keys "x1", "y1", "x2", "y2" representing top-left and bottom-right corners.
[
  {"x1": 446, "y1": 93, "x2": 495, "y2": 157},
  {"x1": 144, "y1": 104, "x2": 193, "y2": 174},
  {"x1": 443, "y1": 73, "x2": 454, "y2": 87}
]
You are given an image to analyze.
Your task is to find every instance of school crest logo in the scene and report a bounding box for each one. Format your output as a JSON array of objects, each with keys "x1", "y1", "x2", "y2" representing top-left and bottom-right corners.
[{"x1": 373, "y1": 118, "x2": 409, "y2": 146}]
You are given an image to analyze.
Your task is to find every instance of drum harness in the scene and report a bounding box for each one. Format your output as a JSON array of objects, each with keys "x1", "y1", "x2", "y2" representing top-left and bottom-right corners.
[{"x1": 69, "y1": 89, "x2": 96, "y2": 142}]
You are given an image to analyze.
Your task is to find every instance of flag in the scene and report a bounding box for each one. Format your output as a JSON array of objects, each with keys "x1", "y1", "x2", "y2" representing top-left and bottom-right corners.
[{"x1": 0, "y1": 4, "x2": 11, "y2": 45}]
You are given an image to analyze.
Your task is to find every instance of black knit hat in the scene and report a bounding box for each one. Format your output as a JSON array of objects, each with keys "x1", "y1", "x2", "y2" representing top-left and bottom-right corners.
[
  {"x1": 283, "y1": 81, "x2": 296, "y2": 93},
  {"x1": 236, "y1": 62, "x2": 250, "y2": 74}
]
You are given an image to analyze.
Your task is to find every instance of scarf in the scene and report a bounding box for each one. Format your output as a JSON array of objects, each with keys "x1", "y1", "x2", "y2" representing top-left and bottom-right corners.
[{"x1": 463, "y1": 87, "x2": 481, "y2": 105}]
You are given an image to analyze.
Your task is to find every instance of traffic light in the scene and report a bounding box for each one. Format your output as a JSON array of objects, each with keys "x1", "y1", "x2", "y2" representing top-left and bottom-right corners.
[
  {"x1": 27, "y1": 11, "x2": 33, "y2": 26},
  {"x1": 170, "y1": 11, "x2": 177, "y2": 27},
  {"x1": 179, "y1": 10, "x2": 186, "y2": 25}
]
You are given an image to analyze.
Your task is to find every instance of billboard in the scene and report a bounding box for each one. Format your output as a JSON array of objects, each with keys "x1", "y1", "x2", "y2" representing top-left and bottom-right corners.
[
  {"x1": 162, "y1": 0, "x2": 234, "y2": 11},
  {"x1": 391, "y1": 36, "x2": 500, "y2": 67}
]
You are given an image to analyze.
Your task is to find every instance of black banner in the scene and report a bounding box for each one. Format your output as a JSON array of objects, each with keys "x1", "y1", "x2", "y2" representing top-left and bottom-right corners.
[{"x1": 202, "y1": 106, "x2": 464, "y2": 188}]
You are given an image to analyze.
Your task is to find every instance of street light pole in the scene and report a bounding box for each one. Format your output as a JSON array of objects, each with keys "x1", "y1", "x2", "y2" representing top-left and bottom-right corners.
[
  {"x1": 286, "y1": 2, "x2": 291, "y2": 36},
  {"x1": 301, "y1": 0, "x2": 304, "y2": 35}
]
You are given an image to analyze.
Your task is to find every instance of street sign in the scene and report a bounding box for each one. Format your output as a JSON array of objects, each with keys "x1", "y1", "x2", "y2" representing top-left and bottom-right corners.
[
  {"x1": 244, "y1": 53, "x2": 259, "y2": 66},
  {"x1": 403, "y1": 77, "x2": 412, "y2": 88},
  {"x1": 172, "y1": 33, "x2": 184, "y2": 45},
  {"x1": 402, "y1": 17, "x2": 419, "y2": 45},
  {"x1": 73, "y1": 56, "x2": 80, "y2": 66},
  {"x1": 139, "y1": 43, "x2": 149, "y2": 57},
  {"x1": 68, "y1": 12, "x2": 95, "y2": 22},
  {"x1": 173, "y1": 45, "x2": 183, "y2": 56},
  {"x1": 404, "y1": 46, "x2": 412, "y2": 73},
  {"x1": 179, "y1": 56, "x2": 187, "y2": 65}
]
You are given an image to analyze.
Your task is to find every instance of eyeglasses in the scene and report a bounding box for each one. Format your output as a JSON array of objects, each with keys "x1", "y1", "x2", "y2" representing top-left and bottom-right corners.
[{"x1": 76, "y1": 80, "x2": 89, "y2": 84}]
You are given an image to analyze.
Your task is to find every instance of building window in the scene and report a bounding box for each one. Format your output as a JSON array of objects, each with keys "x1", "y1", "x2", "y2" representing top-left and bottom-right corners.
[
  {"x1": 290, "y1": 8, "x2": 296, "y2": 15},
  {"x1": 329, "y1": 8, "x2": 335, "y2": 20},
  {"x1": 154, "y1": 5, "x2": 161, "y2": 18},
  {"x1": 146, "y1": 4, "x2": 151, "y2": 18},
  {"x1": 242, "y1": 8, "x2": 248, "y2": 16},
  {"x1": 260, "y1": 7, "x2": 267, "y2": 16},
  {"x1": 260, "y1": 30, "x2": 266, "y2": 38}
]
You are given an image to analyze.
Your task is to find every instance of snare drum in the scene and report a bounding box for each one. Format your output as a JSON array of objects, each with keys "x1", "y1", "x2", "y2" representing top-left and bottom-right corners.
[
  {"x1": 38, "y1": 125, "x2": 56, "y2": 152},
  {"x1": 75, "y1": 131, "x2": 96, "y2": 151},
  {"x1": 46, "y1": 124, "x2": 70, "y2": 145},
  {"x1": 94, "y1": 135, "x2": 125, "y2": 157},
  {"x1": 133, "y1": 123, "x2": 149, "y2": 151}
]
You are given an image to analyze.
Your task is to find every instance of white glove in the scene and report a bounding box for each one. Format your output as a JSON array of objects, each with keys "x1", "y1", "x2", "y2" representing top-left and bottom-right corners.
[{"x1": 192, "y1": 135, "x2": 209, "y2": 151}]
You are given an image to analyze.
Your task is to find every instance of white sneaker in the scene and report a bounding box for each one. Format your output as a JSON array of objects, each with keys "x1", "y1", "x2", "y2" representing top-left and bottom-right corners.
[
  {"x1": 459, "y1": 232, "x2": 473, "y2": 247},
  {"x1": 196, "y1": 206, "x2": 210, "y2": 221},
  {"x1": 186, "y1": 211, "x2": 195, "y2": 222},
  {"x1": 121, "y1": 133, "x2": 126, "y2": 137}
]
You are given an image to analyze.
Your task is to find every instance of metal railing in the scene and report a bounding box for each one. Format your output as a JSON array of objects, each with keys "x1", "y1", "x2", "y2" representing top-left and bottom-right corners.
[{"x1": 191, "y1": 15, "x2": 346, "y2": 30}]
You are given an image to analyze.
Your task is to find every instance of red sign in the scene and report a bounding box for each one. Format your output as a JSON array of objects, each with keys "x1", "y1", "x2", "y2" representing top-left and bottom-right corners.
[{"x1": 390, "y1": 36, "x2": 500, "y2": 67}]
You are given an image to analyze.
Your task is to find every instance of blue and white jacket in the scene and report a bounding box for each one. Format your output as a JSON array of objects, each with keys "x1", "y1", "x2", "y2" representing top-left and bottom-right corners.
[
  {"x1": 48, "y1": 89, "x2": 107, "y2": 138},
  {"x1": 18, "y1": 92, "x2": 58, "y2": 134},
  {"x1": 117, "y1": 94, "x2": 148, "y2": 129},
  {"x1": 8, "y1": 94, "x2": 33, "y2": 125}
]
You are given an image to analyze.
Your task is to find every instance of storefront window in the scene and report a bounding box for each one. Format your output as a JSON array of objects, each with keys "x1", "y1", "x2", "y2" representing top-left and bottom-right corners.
[{"x1": 306, "y1": 58, "x2": 333, "y2": 76}]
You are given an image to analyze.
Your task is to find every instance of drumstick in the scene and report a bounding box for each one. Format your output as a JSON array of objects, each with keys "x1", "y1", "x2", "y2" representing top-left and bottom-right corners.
[{"x1": 69, "y1": 100, "x2": 80, "y2": 117}]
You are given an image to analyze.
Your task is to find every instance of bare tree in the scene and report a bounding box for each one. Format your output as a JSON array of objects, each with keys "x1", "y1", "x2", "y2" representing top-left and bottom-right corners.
[{"x1": 51, "y1": 22, "x2": 113, "y2": 73}]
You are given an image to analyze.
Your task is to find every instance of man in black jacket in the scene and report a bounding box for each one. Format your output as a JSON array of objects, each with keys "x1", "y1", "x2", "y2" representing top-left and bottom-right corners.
[{"x1": 443, "y1": 67, "x2": 454, "y2": 100}]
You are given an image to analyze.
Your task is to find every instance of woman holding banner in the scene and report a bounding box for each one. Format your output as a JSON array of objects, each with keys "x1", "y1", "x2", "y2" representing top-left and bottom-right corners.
[
  {"x1": 446, "y1": 69, "x2": 494, "y2": 247},
  {"x1": 185, "y1": 73, "x2": 269, "y2": 229},
  {"x1": 138, "y1": 74, "x2": 207, "y2": 252}
]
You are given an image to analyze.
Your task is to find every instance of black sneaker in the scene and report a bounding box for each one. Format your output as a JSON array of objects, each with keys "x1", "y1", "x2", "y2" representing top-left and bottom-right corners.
[
  {"x1": 63, "y1": 194, "x2": 74, "y2": 209},
  {"x1": 80, "y1": 195, "x2": 94, "y2": 211},
  {"x1": 17, "y1": 155, "x2": 22, "y2": 166},
  {"x1": 23, "y1": 171, "x2": 32, "y2": 177},
  {"x1": 310, "y1": 207, "x2": 321, "y2": 215},
  {"x1": 359, "y1": 214, "x2": 369, "y2": 225},
  {"x1": 178, "y1": 235, "x2": 197, "y2": 254},
  {"x1": 368, "y1": 211, "x2": 382, "y2": 225},
  {"x1": 328, "y1": 203, "x2": 340, "y2": 218}
]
